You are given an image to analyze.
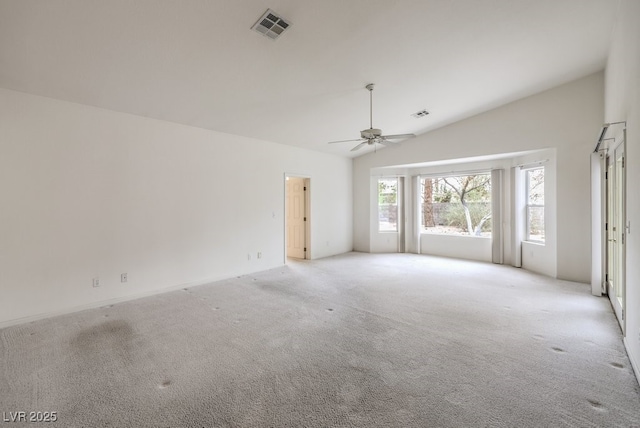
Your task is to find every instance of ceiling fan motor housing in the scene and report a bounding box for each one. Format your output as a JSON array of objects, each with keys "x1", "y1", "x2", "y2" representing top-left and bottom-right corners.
[{"x1": 361, "y1": 128, "x2": 382, "y2": 139}]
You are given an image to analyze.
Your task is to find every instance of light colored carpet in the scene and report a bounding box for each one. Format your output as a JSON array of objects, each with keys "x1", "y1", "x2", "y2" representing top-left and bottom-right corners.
[{"x1": 1, "y1": 252, "x2": 639, "y2": 427}]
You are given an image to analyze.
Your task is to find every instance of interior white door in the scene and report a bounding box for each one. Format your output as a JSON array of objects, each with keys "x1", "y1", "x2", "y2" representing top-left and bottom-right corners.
[{"x1": 286, "y1": 177, "x2": 306, "y2": 259}]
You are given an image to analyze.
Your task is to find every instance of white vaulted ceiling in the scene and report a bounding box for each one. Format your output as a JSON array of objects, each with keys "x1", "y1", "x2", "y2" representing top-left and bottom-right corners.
[{"x1": 0, "y1": 0, "x2": 619, "y2": 157}]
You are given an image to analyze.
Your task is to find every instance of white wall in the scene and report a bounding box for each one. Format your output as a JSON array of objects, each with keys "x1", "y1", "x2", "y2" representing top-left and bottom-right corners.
[
  {"x1": 421, "y1": 235, "x2": 492, "y2": 262},
  {"x1": 0, "y1": 88, "x2": 353, "y2": 326},
  {"x1": 521, "y1": 241, "x2": 554, "y2": 277},
  {"x1": 354, "y1": 72, "x2": 603, "y2": 283},
  {"x1": 605, "y1": 0, "x2": 640, "y2": 380}
]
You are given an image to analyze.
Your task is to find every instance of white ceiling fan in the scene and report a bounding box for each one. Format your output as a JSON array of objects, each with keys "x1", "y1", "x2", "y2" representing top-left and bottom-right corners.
[{"x1": 328, "y1": 83, "x2": 415, "y2": 152}]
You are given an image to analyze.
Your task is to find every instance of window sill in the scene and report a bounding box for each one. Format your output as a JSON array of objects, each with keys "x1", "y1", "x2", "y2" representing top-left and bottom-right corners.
[
  {"x1": 523, "y1": 240, "x2": 546, "y2": 246},
  {"x1": 421, "y1": 233, "x2": 491, "y2": 239}
]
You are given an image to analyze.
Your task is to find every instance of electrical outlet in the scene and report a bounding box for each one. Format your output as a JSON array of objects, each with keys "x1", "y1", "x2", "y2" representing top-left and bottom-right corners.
[
  {"x1": 257, "y1": 252, "x2": 262, "y2": 259},
  {"x1": 247, "y1": 253, "x2": 251, "y2": 261},
  {"x1": 121, "y1": 273, "x2": 128, "y2": 283},
  {"x1": 93, "y1": 277, "x2": 100, "y2": 288}
]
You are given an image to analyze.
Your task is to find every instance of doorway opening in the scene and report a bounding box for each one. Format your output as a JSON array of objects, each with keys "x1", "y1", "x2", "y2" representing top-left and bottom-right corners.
[{"x1": 285, "y1": 175, "x2": 310, "y2": 261}]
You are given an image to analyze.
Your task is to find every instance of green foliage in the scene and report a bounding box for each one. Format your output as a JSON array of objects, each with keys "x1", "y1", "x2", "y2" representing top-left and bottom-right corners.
[
  {"x1": 378, "y1": 179, "x2": 397, "y2": 205},
  {"x1": 527, "y1": 168, "x2": 544, "y2": 204},
  {"x1": 433, "y1": 189, "x2": 452, "y2": 203},
  {"x1": 422, "y1": 174, "x2": 492, "y2": 234},
  {"x1": 443, "y1": 202, "x2": 492, "y2": 232}
]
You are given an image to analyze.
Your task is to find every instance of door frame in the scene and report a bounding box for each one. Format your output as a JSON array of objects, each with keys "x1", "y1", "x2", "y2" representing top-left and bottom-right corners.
[
  {"x1": 604, "y1": 130, "x2": 626, "y2": 333},
  {"x1": 284, "y1": 174, "x2": 310, "y2": 262},
  {"x1": 592, "y1": 127, "x2": 628, "y2": 336}
]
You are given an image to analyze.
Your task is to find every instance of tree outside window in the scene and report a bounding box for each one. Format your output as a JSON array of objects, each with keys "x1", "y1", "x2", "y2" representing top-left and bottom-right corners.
[
  {"x1": 378, "y1": 178, "x2": 398, "y2": 232},
  {"x1": 526, "y1": 168, "x2": 544, "y2": 242},
  {"x1": 421, "y1": 173, "x2": 491, "y2": 236}
]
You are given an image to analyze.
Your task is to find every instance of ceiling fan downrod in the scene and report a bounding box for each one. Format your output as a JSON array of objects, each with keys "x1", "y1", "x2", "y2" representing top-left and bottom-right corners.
[
  {"x1": 366, "y1": 83, "x2": 374, "y2": 130},
  {"x1": 326, "y1": 82, "x2": 415, "y2": 151}
]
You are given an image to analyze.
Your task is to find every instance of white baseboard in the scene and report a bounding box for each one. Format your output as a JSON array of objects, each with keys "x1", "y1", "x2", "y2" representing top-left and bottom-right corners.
[
  {"x1": 623, "y1": 337, "x2": 640, "y2": 385},
  {"x1": 0, "y1": 268, "x2": 267, "y2": 330}
]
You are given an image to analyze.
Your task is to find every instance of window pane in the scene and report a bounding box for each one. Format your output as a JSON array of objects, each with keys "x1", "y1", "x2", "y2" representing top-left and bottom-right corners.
[
  {"x1": 527, "y1": 168, "x2": 544, "y2": 204},
  {"x1": 527, "y1": 206, "x2": 545, "y2": 241},
  {"x1": 378, "y1": 178, "x2": 398, "y2": 232},
  {"x1": 420, "y1": 173, "x2": 491, "y2": 236},
  {"x1": 526, "y1": 168, "x2": 545, "y2": 242}
]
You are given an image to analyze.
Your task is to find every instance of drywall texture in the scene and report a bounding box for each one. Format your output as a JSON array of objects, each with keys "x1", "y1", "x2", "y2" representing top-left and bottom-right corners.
[
  {"x1": 421, "y1": 235, "x2": 492, "y2": 263},
  {"x1": 0, "y1": 89, "x2": 353, "y2": 326},
  {"x1": 521, "y1": 241, "x2": 555, "y2": 278},
  {"x1": 354, "y1": 72, "x2": 603, "y2": 283},
  {"x1": 605, "y1": 0, "x2": 640, "y2": 381}
]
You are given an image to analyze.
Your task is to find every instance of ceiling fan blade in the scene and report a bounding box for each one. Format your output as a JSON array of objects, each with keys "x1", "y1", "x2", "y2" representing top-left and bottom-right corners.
[
  {"x1": 328, "y1": 138, "x2": 366, "y2": 144},
  {"x1": 350, "y1": 142, "x2": 368, "y2": 151},
  {"x1": 378, "y1": 140, "x2": 398, "y2": 147},
  {"x1": 380, "y1": 133, "x2": 416, "y2": 140},
  {"x1": 332, "y1": 85, "x2": 414, "y2": 150}
]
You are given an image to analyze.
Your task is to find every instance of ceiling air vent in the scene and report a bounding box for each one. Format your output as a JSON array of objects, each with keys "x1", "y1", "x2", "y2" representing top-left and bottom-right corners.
[
  {"x1": 411, "y1": 110, "x2": 430, "y2": 119},
  {"x1": 251, "y1": 9, "x2": 291, "y2": 40}
]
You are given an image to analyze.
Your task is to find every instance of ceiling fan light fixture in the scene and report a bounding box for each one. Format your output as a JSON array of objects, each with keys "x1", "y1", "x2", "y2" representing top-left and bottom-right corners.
[
  {"x1": 251, "y1": 9, "x2": 291, "y2": 40},
  {"x1": 361, "y1": 128, "x2": 382, "y2": 139}
]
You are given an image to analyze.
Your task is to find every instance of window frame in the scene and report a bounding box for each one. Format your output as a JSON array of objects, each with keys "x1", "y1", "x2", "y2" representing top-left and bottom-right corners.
[
  {"x1": 418, "y1": 171, "x2": 492, "y2": 237},
  {"x1": 377, "y1": 177, "x2": 399, "y2": 233},
  {"x1": 524, "y1": 167, "x2": 545, "y2": 243}
]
